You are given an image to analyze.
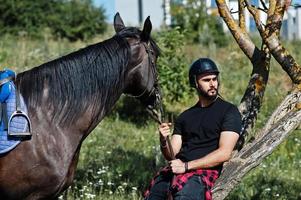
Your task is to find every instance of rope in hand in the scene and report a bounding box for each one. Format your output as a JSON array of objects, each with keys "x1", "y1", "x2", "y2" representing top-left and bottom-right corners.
[
  {"x1": 146, "y1": 106, "x2": 175, "y2": 200},
  {"x1": 146, "y1": 106, "x2": 175, "y2": 158}
]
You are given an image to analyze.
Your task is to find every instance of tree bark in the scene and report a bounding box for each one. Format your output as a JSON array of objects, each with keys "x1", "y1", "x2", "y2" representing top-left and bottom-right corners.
[
  {"x1": 216, "y1": 0, "x2": 271, "y2": 147},
  {"x1": 212, "y1": 91, "x2": 301, "y2": 199},
  {"x1": 213, "y1": 0, "x2": 301, "y2": 199}
]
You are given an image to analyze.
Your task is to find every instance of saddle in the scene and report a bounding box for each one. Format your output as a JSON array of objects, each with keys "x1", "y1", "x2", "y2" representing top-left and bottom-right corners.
[{"x1": 0, "y1": 69, "x2": 32, "y2": 137}]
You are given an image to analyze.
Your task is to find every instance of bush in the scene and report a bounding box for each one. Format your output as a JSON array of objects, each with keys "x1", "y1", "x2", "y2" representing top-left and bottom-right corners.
[
  {"x1": 0, "y1": 0, "x2": 107, "y2": 41},
  {"x1": 171, "y1": 0, "x2": 229, "y2": 47},
  {"x1": 154, "y1": 27, "x2": 193, "y2": 106},
  {"x1": 49, "y1": 0, "x2": 107, "y2": 41}
]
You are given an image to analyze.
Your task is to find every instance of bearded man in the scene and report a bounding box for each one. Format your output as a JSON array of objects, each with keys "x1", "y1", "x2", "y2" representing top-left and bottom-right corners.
[{"x1": 144, "y1": 58, "x2": 242, "y2": 200}]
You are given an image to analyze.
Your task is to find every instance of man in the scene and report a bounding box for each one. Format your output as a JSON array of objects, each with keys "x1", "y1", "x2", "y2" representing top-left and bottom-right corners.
[{"x1": 144, "y1": 58, "x2": 242, "y2": 200}]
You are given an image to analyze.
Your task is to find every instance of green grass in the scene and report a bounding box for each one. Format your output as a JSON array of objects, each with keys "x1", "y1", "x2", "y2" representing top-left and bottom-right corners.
[
  {"x1": 1, "y1": 34, "x2": 300, "y2": 200},
  {"x1": 227, "y1": 130, "x2": 301, "y2": 200},
  {"x1": 63, "y1": 118, "x2": 160, "y2": 199}
]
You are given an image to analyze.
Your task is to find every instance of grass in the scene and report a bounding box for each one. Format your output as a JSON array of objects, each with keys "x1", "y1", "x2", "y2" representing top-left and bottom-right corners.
[
  {"x1": 63, "y1": 117, "x2": 160, "y2": 199},
  {"x1": 228, "y1": 130, "x2": 301, "y2": 200},
  {"x1": 1, "y1": 33, "x2": 300, "y2": 199}
]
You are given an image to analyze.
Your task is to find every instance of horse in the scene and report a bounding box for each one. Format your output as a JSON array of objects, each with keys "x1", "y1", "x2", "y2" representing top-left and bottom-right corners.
[{"x1": 0, "y1": 13, "x2": 161, "y2": 200}]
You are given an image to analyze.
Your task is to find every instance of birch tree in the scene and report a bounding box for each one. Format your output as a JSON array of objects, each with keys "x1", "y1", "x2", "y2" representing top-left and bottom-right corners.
[{"x1": 212, "y1": 0, "x2": 301, "y2": 199}]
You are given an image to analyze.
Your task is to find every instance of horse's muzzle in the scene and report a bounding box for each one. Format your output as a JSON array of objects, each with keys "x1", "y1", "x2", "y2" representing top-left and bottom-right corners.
[{"x1": 139, "y1": 86, "x2": 162, "y2": 109}]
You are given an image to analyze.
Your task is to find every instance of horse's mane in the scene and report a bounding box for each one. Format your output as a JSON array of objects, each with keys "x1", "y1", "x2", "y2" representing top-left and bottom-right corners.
[
  {"x1": 16, "y1": 35, "x2": 131, "y2": 125},
  {"x1": 16, "y1": 27, "x2": 160, "y2": 126}
]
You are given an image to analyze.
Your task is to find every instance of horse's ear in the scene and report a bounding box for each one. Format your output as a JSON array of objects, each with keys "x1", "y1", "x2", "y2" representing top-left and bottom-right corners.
[
  {"x1": 114, "y1": 12, "x2": 125, "y2": 33},
  {"x1": 141, "y1": 16, "x2": 152, "y2": 41}
]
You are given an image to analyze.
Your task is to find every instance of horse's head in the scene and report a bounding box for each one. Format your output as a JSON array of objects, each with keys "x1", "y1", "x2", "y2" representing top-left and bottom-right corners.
[{"x1": 114, "y1": 13, "x2": 161, "y2": 109}]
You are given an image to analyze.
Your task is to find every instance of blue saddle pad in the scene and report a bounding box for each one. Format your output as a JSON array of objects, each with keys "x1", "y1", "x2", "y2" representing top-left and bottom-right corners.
[{"x1": 0, "y1": 85, "x2": 29, "y2": 154}]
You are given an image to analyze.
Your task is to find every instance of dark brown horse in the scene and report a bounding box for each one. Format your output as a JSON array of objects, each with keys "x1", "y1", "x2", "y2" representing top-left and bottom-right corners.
[{"x1": 0, "y1": 13, "x2": 161, "y2": 200}]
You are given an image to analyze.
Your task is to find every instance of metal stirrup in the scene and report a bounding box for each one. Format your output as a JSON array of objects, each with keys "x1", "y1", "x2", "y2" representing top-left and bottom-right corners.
[{"x1": 7, "y1": 90, "x2": 32, "y2": 137}]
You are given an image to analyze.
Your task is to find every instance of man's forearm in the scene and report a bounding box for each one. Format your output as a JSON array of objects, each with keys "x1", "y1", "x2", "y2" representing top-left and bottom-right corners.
[
  {"x1": 160, "y1": 138, "x2": 173, "y2": 161},
  {"x1": 187, "y1": 148, "x2": 231, "y2": 170},
  {"x1": 187, "y1": 132, "x2": 239, "y2": 171}
]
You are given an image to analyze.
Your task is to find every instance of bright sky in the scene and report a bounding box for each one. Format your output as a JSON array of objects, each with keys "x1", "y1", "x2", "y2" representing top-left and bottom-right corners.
[
  {"x1": 93, "y1": 0, "x2": 115, "y2": 22},
  {"x1": 292, "y1": 0, "x2": 301, "y2": 5}
]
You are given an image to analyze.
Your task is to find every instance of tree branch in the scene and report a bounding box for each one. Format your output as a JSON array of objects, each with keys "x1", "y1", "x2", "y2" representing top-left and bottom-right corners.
[
  {"x1": 263, "y1": 0, "x2": 301, "y2": 84},
  {"x1": 244, "y1": 0, "x2": 265, "y2": 35},
  {"x1": 260, "y1": 0, "x2": 268, "y2": 11},
  {"x1": 213, "y1": 0, "x2": 301, "y2": 199},
  {"x1": 213, "y1": 91, "x2": 301, "y2": 199},
  {"x1": 268, "y1": 0, "x2": 276, "y2": 16},
  {"x1": 237, "y1": 46, "x2": 270, "y2": 148},
  {"x1": 239, "y1": 0, "x2": 246, "y2": 32},
  {"x1": 216, "y1": 0, "x2": 271, "y2": 147},
  {"x1": 216, "y1": 0, "x2": 255, "y2": 60},
  {"x1": 261, "y1": 88, "x2": 301, "y2": 135}
]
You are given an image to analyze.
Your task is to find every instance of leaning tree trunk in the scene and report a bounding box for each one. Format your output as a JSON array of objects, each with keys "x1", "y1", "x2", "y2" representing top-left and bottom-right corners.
[
  {"x1": 212, "y1": 0, "x2": 301, "y2": 199},
  {"x1": 213, "y1": 90, "x2": 301, "y2": 199}
]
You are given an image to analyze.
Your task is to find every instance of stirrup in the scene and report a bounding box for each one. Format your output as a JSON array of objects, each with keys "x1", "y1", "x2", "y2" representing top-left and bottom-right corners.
[{"x1": 7, "y1": 110, "x2": 32, "y2": 137}]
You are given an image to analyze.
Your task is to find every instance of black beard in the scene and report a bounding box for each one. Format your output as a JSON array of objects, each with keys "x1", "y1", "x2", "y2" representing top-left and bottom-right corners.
[{"x1": 197, "y1": 88, "x2": 218, "y2": 101}]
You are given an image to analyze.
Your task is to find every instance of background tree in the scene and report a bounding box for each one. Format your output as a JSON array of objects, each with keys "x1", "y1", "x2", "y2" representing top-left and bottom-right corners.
[
  {"x1": 171, "y1": 0, "x2": 228, "y2": 46},
  {"x1": 156, "y1": 27, "x2": 191, "y2": 104},
  {"x1": 212, "y1": 0, "x2": 301, "y2": 199},
  {"x1": 0, "y1": 0, "x2": 106, "y2": 41}
]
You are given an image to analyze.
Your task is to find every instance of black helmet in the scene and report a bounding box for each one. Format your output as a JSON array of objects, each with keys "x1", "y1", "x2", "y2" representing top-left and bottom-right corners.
[{"x1": 189, "y1": 58, "x2": 219, "y2": 88}]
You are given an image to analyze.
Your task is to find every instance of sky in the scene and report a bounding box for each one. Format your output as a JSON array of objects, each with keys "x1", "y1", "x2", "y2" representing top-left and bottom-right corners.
[
  {"x1": 93, "y1": 0, "x2": 115, "y2": 22},
  {"x1": 292, "y1": 0, "x2": 301, "y2": 5}
]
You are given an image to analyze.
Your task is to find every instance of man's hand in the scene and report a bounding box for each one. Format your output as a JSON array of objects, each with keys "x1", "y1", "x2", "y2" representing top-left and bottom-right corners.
[
  {"x1": 169, "y1": 159, "x2": 185, "y2": 174},
  {"x1": 158, "y1": 123, "x2": 182, "y2": 161},
  {"x1": 158, "y1": 122, "x2": 172, "y2": 139}
]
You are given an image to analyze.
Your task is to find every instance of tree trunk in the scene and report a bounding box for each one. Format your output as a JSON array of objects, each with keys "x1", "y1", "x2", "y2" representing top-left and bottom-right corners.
[
  {"x1": 213, "y1": 0, "x2": 301, "y2": 199},
  {"x1": 213, "y1": 90, "x2": 301, "y2": 199}
]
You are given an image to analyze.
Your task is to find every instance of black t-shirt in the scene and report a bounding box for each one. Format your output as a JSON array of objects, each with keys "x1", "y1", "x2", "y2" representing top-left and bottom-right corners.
[{"x1": 173, "y1": 97, "x2": 242, "y2": 170}]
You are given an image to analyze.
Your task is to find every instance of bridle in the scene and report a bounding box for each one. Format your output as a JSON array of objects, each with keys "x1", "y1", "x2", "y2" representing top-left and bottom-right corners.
[{"x1": 127, "y1": 41, "x2": 159, "y2": 100}]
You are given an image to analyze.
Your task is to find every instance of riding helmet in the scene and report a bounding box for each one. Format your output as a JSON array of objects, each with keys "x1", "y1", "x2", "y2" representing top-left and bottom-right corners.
[{"x1": 189, "y1": 58, "x2": 219, "y2": 88}]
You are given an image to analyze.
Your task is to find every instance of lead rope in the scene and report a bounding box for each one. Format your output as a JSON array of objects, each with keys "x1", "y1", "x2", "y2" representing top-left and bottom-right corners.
[
  {"x1": 146, "y1": 103, "x2": 175, "y2": 200},
  {"x1": 166, "y1": 112, "x2": 175, "y2": 200}
]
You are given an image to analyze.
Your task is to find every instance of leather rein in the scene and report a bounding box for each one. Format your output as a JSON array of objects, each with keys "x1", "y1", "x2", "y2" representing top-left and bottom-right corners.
[{"x1": 127, "y1": 41, "x2": 159, "y2": 99}]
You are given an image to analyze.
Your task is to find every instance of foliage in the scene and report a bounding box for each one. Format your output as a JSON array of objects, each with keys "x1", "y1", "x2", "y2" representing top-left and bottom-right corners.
[
  {"x1": 227, "y1": 130, "x2": 301, "y2": 200},
  {"x1": 171, "y1": 0, "x2": 229, "y2": 46},
  {"x1": 0, "y1": 0, "x2": 107, "y2": 41},
  {"x1": 154, "y1": 27, "x2": 193, "y2": 106},
  {"x1": 49, "y1": 0, "x2": 107, "y2": 41}
]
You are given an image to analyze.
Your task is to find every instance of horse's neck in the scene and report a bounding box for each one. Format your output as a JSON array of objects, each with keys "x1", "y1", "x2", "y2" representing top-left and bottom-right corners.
[
  {"x1": 84, "y1": 87, "x2": 124, "y2": 134},
  {"x1": 18, "y1": 37, "x2": 130, "y2": 139}
]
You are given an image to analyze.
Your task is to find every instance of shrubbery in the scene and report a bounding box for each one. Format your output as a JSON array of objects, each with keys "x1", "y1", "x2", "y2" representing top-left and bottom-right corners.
[
  {"x1": 155, "y1": 27, "x2": 193, "y2": 105},
  {"x1": 0, "y1": 0, "x2": 107, "y2": 41},
  {"x1": 171, "y1": 0, "x2": 229, "y2": 47}
]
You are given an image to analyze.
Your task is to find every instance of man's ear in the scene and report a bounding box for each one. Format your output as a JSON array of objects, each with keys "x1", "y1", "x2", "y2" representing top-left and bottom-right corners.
[
  {"x1": 141, "y1": 16, "x2": 152, "y2": 41},
  {"x1": 114, "y1": 12, "x2": 125, "y2": 33}
]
